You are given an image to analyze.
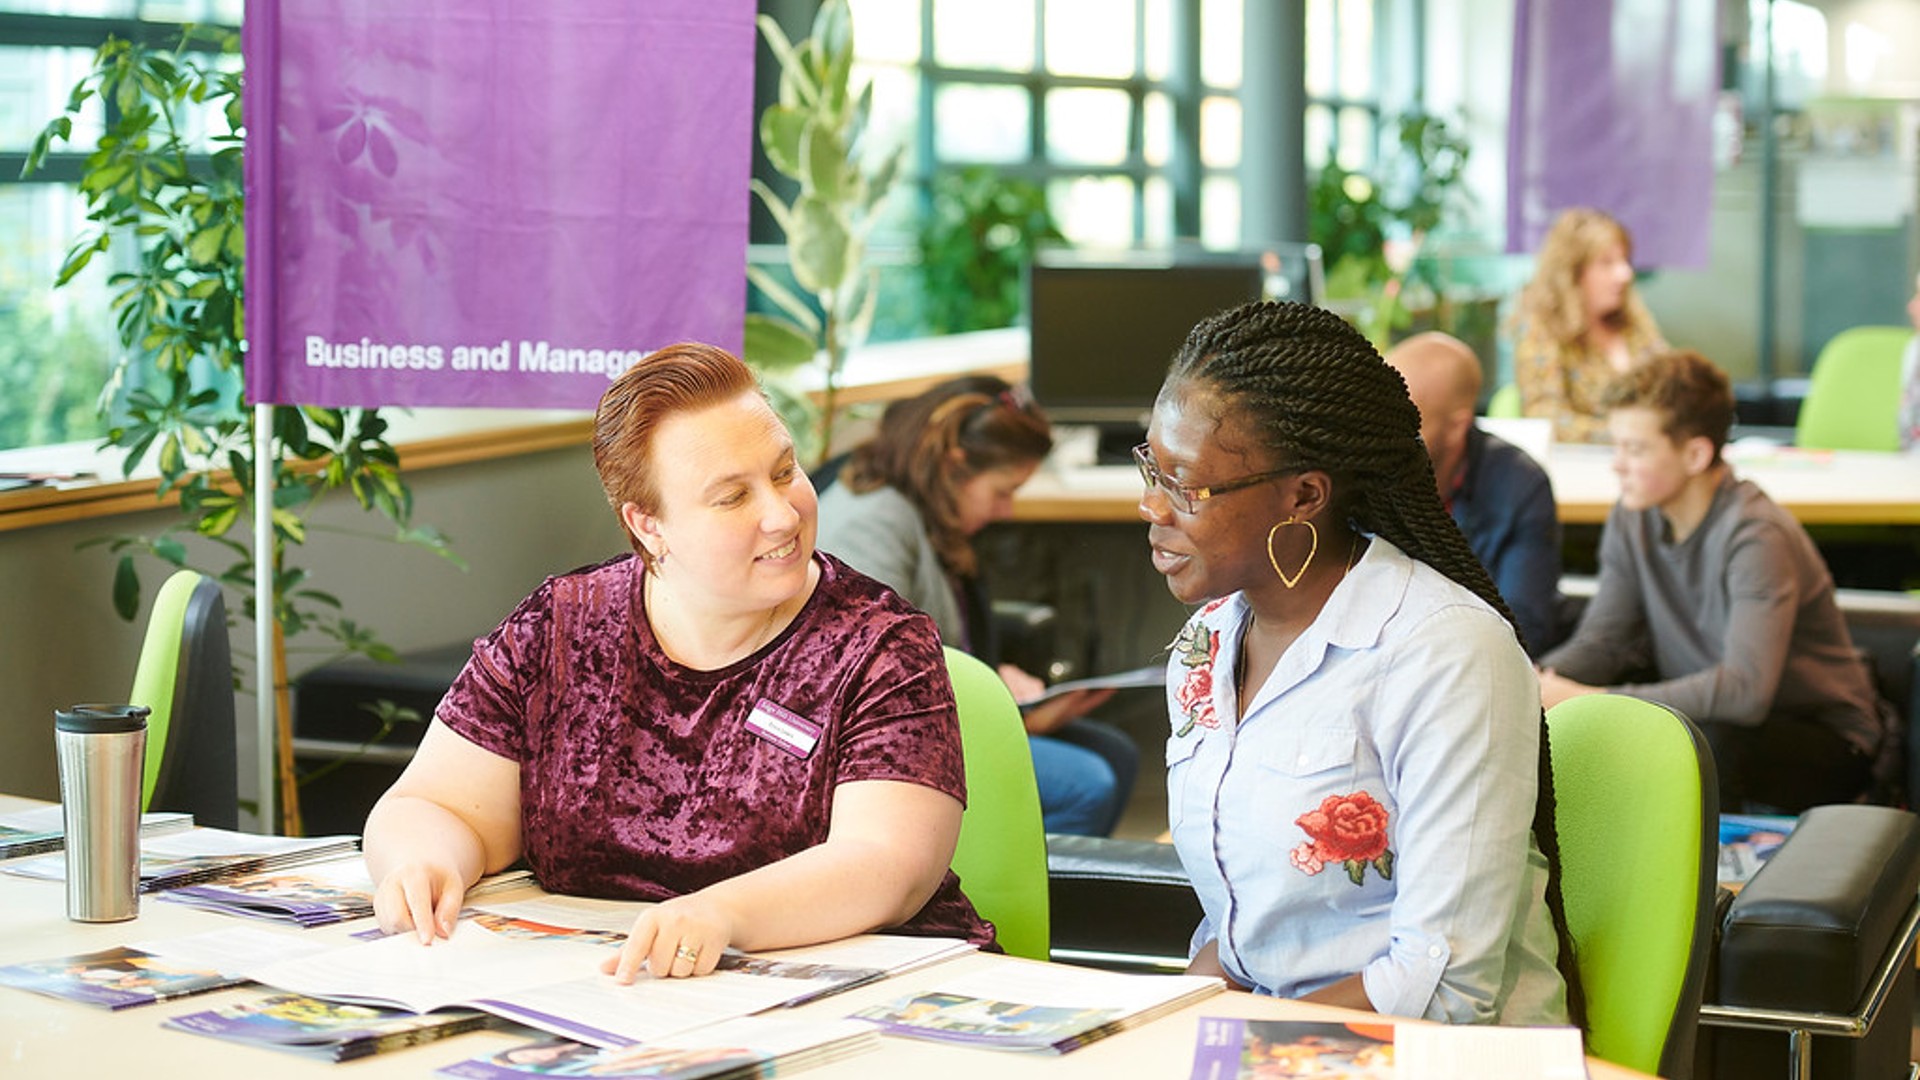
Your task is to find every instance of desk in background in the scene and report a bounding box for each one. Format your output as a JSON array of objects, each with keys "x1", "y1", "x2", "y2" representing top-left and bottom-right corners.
[
  {"x1": 0, "y1": 798, "x2": 1653, "y2": 1080},
  {"x1": 1013, "y1": 443, "x2": 1920, "y2": 527}
]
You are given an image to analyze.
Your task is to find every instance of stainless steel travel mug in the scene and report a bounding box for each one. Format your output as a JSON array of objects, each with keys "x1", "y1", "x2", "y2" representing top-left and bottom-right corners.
[{"x1": 55, "y1": 704, "x2": 150, "y2": 922}]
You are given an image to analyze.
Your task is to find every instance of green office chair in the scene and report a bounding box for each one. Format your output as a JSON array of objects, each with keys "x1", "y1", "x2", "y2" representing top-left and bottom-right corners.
[
  {"x1": 944, "y1": 646, "x2": 1050, "y2": 961},
  {"x1": 130, "y1": 569, "x2": 240, "y2": 829},
  {"x1": 1547, "y1": 693, "x2": 1717, "y2": 1079},
  {"x1": 1796, "y1": 326, "x2": 1909, "y2": 452},
  {"x1": 1485, "y1": 382, "x2": 1523, "y2": 418}
]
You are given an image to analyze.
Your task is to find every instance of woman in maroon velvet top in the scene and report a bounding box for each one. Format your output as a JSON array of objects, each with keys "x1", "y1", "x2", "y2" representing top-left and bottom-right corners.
[{"x1": 363, "y1": 343, "x2": 992, "y2": 982}]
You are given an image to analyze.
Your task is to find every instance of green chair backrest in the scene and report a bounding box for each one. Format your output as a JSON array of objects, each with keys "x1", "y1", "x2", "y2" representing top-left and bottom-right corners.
[
  {"x1": 944, "y1": 646, "x2": 1050, "y2": 961},
  {"x1": 1547, "y1": 694, "x2": 1717, "y2": 1078},
  {"x1": 130, "y1": 569, "x2": 204, "y2": 811},
  {"x1": 1485, "y1": 382, "x2": 1522, "y2": 418},
  {"x1": 1796, "y1": 326, "x2": 1908, "y2": 452}
]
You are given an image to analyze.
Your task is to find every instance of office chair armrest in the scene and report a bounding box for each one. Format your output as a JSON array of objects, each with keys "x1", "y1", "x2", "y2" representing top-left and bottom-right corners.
[{"x1": 1045, "y1": 834, "x2": 1202, "y2": 973}]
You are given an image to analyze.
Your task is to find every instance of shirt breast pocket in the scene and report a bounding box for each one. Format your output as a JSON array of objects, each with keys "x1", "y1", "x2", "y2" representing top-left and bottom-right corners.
[
  {"x1": 1249, "y1": 726, "x2": 1396, "y2": 902},
  {"x1": 1164, "y1": 734, "x2": 1205, "y2": 833}
]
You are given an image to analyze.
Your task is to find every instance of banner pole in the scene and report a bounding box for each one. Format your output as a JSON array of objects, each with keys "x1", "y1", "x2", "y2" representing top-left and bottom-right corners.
[{"x1": 253, "y1": 402, "x2": 278, "y2": 834}]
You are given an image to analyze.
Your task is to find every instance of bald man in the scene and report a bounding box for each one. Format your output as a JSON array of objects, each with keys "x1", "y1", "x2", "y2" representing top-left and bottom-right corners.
[{"x1": 1387, "y1": 332, "x2": 1565, "y2": 655}]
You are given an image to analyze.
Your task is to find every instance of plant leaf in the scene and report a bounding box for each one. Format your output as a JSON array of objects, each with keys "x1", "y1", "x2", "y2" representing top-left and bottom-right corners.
[
  {"x1": 746, "y1": 264, "x2": 821, "y2": 335},
  {"x1": 786, "y1": 194, "x2": 849, "y2": 294},
  {"x1": 759, "y1": 105, "x2": 808, "y2": 180},
  {"x1": 742, "y1": 313, "x2": 820, "y2": 373},
  {"x1": 112, "y1": 556, "x2": 140, "y2": 622}
]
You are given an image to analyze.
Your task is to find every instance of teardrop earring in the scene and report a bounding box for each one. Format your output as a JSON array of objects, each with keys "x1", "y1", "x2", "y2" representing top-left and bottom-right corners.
[{"x1": 1266, "y1": 516, "x2": 1318, "y2": 589}]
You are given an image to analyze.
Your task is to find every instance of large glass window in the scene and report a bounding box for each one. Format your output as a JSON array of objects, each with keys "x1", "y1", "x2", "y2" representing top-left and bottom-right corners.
[
  {"x1": 854, "y1": 0, "x2": 1249, "y2": 251},
  {"x1": 0, "y1": 3, "x2": 241, "y2": 455}
]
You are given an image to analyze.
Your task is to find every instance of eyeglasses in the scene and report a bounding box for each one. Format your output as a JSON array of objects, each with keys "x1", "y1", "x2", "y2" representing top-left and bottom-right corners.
[{"x1": 1131, "y1": 443, "x2": 1297, "y2": 515}]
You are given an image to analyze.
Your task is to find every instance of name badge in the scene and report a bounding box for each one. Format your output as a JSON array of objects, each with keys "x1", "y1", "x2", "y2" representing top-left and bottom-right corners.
[{"x1": 745, "y1": 698, "x2": 822, "y2": 759}]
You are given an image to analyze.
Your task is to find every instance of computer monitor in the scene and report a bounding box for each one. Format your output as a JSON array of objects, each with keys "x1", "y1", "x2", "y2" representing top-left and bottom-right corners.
[{"x1": 1027, "y1": 247, "x2": 1318, "y2": 428}]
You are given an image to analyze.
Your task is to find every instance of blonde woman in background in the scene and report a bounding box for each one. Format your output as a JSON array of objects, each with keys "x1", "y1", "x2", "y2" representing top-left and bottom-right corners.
[{"x1": 1510, "y1": 208, "x2": 1667, "y2": 442}]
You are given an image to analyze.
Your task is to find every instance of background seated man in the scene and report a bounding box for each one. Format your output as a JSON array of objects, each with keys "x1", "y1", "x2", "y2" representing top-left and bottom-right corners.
[
  {"x1": 1537, "y1": 349, "x2": 1887, "y2": 812},
  {"x1": 1386, "y1": 332, "x2": 1564, "y2": 655}
]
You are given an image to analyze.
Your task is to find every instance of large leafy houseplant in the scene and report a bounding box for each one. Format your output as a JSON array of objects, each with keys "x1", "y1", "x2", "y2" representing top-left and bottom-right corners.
[
  {"x1": 23, "y1": 28, "x2": 455, "y2": 833},
  {"x1": 916, "y1": 165, "x2": 1064, "y2": 335},
  {"x1": 740, "y1": 0, "x2": 901, "y2": 463},
  {"x1": 1309, "y1": 110, "x2": 1472, "y2": 348}
]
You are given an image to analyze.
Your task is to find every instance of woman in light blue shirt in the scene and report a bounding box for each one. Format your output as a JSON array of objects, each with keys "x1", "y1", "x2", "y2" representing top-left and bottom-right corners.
[{"x1": 1139, "y1": 301, "x2": 1581, "y2": 1026}]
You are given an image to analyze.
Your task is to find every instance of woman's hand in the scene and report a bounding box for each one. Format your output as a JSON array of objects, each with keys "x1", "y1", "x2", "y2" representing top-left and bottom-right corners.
[
  {"x1": 602, "y1": 894, "x2": 738, "y2": 983},
  {"x1": 372, "y1": 860, "x2": 469, "y2": 944},
  {"x1": 998, "y1": 664, "x2": 1117, "y2": 735},
  {"x1": 1187, "y1": 939, "x2": 1249, "y2": 991},
  {"x1": 1020, "y1": 688, "x2": 1118, "y2": 735},
  {"x1": 1536, "y1": 666, "x2": 1599, "y2": 710}
]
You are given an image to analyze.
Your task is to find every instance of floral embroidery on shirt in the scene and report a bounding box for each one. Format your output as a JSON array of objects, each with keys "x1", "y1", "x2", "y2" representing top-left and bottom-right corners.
[
  {"x1": 1170, "y1": 618, "x2": 1222, "y2": 737},
  {"x1": 1291, "y1": 791, "x2": 1394, "y2": 886}
]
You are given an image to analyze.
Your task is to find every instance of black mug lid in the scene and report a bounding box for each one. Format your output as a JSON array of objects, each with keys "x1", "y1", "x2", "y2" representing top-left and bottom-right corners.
[{"x1": 55, "y1": 704, "x2": 151, "y2": 734}]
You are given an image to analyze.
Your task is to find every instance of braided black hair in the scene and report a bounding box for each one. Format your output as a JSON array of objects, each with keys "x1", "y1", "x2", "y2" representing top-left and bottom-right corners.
[{"x1": 1165, "y1": 299, "x2": 1587, "y2": 1030}]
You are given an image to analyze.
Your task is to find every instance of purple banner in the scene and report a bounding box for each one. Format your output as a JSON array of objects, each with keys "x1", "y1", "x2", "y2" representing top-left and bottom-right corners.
[
  {"x1": 243, "y1": 1, "x2": 755, "y2": 408},
  {"x1": 1506, "y1": 0, "x2": 1718, "y2": 269}
]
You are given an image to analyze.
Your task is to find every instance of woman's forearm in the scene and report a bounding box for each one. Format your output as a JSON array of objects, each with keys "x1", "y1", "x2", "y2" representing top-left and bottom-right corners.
[
  {"x1": 362, "y1": 793, "x2": 491, "y2": 889},
  {"x1": 688, "y1": 834, "x2": 945, "y2": 951}
]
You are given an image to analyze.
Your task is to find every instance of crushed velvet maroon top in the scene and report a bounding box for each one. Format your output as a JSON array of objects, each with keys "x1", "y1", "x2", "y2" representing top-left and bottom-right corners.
[{"x1": 438, "y1": 551, "x2": 993, "y2": 946}]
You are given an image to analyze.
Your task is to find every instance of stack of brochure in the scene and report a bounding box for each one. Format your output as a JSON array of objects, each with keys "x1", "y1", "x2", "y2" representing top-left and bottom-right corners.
[
  {"x1": 0, "y1": 944, "x2": 247, "y2": 1010},
  {"x1": 166, "y1": 992, "x2": 497, "y2": 1062},
  {"x1": 0, "y1": 806, "x2": 192, "y2": 860},
  {"x1": 158, "y1": 862, "x2": 534, "y2": 928},
  {"x1": 1, "y1": 827, "x2": 358, "y2": 893},
  {"x1": 1185, "y1": 1017, "x2": 1588, "y2": 1079},
  {"x1": 852, "y1": 962, "x2": 1222, "y2": 1053},
  {"x1": 437, "y1": 1017, "x2": 878, "y2": 1079}
]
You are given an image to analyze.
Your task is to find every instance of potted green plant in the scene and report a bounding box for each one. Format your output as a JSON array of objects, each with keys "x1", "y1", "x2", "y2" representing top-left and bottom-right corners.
[
  {"x1": 916, "y1": 165, "x2": 1064, "y2": 335},
  {"x1": 24, "y1": 28, "x2": 457, "y2": 833},
  {"x1": 1308, "y1": 110, "x2": 1474, "y2": 349},
  {"x1": 738, "y1": 0, "x2": 901, "y2": 463}
]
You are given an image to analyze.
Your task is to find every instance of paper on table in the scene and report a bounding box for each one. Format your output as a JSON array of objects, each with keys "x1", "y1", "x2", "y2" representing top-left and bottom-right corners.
[
  {"x1": 856, "y1": 961, "x2": 1222, "y2": 1053},
  {"x1": 1393, "y1": 1024, "x2": 1587, "y2": 1079}
]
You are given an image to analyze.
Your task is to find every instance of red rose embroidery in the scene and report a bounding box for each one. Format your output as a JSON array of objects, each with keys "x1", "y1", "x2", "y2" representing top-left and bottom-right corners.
[
  {"x1": 1294, "y1": 791, "x2": 1395, "y2": 886},
  {"x1": 1175, "y1": 666, "x2": 1217, "y2": 734},
  {"x1": 1170, "y1": 623, "x2": 1222, "y2": 737}
]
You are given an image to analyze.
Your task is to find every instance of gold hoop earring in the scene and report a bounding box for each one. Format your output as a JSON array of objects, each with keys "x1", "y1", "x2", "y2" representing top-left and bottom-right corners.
[{"x1": 1266, "y1": 516, "x2": 1318, "y2": 589}]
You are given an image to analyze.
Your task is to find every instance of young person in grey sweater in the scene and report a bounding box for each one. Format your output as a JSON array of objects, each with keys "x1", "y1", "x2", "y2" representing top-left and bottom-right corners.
[{"x1": 1537, "y1": 350, "x2": 1885, "y2": 812}]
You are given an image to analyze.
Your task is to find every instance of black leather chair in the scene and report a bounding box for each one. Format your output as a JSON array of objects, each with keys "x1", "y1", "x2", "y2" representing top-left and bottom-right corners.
[{"x1": 1698, "y1": 804, "x2": 1920, "y2": 1080}]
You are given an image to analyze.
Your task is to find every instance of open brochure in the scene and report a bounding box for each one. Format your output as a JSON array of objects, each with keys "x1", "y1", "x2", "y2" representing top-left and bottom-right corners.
[
  {"x1": 165, "y1": 991, "x2": 496, "y2": 1061},
  {"x1": 241, "y1": 913, "x2": 973, "y2": 1049},
  {"x1": 437, "y1": 1017, "x2": 878, "y2": 1079},
  {"x1": 1187, "y1": 1018, "x2": 1588, "y2": 1080},
  {"x1": 1016, "y1": 664, "x2": 1165, "y2": 707},
  {"x1": 852, "y1": 961, "x2": 1222, "y2": 1053},
  {"x1": 0, "y1": 806, "x2": 192, "y2": 860}
]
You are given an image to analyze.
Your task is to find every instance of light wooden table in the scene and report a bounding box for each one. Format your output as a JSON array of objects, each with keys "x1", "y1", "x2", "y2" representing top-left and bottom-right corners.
[
  {"x1": 0, "y1": 796, "x2": 1655, "y2": 1079},
  {"x1": 1013, "y1": 443, "x2": 1920, "y2": 527}
]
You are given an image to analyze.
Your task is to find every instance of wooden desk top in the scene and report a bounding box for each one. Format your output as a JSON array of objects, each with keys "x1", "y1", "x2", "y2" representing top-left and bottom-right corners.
[
  {"x1": 0, "y1": 795, "x2": 1652, "y2": 1080},
  {"x1": 1013, "y1": 444, "x2": 1920, "y2": 527}
]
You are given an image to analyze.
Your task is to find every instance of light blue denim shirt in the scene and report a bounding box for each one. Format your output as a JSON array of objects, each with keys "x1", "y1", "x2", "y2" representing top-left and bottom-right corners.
[{"x1": 1164, "y1": 537, "x2": 1568, "y2": 1024}]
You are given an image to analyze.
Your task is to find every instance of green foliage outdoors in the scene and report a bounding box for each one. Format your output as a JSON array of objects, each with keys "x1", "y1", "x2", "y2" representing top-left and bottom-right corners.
[
  {"x1": 0, "y1": 294, "x2": 112, "y2": 448},
  {"x1": 916, "y1": 166, "x2": 1064, "y2": 335},
  {"x1": 21, "y1": 29, "x2": 458, "y2": 668},
  {"x1": 741, "y1": 0, "x2": 902, "y2": 464}
]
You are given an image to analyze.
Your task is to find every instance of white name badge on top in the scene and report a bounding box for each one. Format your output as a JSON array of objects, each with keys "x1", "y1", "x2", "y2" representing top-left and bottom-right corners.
[{"x1": 745, "y1": 698, "x2": 822, "y2": 759}]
